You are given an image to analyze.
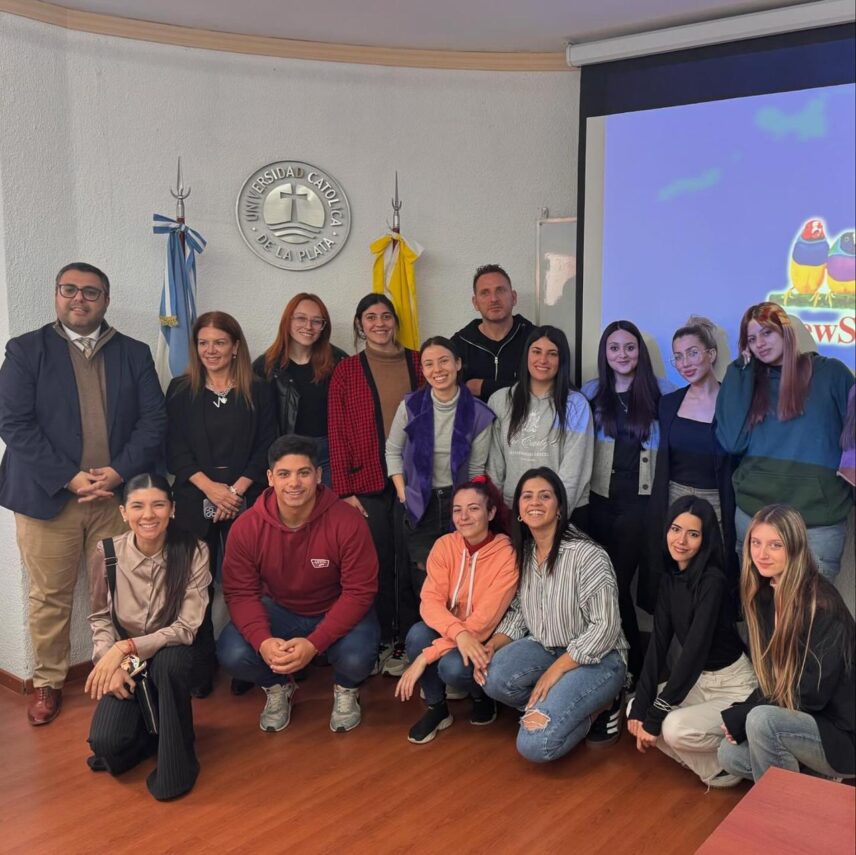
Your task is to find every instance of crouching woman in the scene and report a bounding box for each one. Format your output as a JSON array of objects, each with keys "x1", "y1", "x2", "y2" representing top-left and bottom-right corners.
[
  {"x1": 480, "y1": 467, "x2": 628, "y2": 762},
  {"x1": 718, "y1": 504, "x2": 855, "y2": 783},
  {"x1": 85, "y1": 474, "x2": 211, "y2": 800}
]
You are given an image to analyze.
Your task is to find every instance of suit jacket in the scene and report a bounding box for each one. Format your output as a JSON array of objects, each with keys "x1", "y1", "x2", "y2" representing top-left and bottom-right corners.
[
  {"x1": 0, "y1": 323, "x2": 166, "y2": 519},
  {"x1": 166, "y1": 376, "x2": 277, "y2": 539}
]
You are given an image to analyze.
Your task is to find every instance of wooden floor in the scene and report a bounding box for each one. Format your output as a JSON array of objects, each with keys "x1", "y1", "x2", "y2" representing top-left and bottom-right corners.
[{"x1": 0, "y1": 669, "x2": 748, "y2": 855}]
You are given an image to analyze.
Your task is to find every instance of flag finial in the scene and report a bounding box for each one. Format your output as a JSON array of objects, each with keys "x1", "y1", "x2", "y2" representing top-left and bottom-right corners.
[
  {"x1": 391, "y1": 171, "x2": 402, "y2": 234},
  {"x1": 170, "y1": 156, "x2": 191, "y2": 221}
]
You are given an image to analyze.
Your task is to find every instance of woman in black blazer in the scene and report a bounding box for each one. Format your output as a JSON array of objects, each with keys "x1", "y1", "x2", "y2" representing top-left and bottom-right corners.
[
  {"x1": 643, "y1": 318, "x2": 737, "y2": 614},
  {"x1": 166, "y1": 311, "x2": 277, "y2": 696}
]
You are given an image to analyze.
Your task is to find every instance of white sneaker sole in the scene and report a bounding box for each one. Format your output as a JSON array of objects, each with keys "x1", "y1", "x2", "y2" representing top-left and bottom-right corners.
[
  {"x1": 260, "y1": 717, "x2": 290, "y2": 733},
  {"x1": 330, "y1": 716, "x2": 361, "y2": 733},
  {"x1": 407, "y1": 714, "x2": 453, "y2": 744}
]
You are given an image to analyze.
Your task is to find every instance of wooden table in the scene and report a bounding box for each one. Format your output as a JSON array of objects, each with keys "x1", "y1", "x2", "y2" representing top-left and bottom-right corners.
[{"x1": 697, "y1": 767, "x2": 855, "y2": 854}]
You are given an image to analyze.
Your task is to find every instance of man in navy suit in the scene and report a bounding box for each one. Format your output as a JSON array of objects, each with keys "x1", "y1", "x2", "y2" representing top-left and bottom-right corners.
[{"x1": 0, "y1": 262, "x2": 166, "y2": 725}]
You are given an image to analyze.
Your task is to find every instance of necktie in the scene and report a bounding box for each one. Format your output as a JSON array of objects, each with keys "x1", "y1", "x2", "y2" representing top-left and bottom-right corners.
[{"x1": 79, "y1": 337, "x2": 95, "y2": 359}]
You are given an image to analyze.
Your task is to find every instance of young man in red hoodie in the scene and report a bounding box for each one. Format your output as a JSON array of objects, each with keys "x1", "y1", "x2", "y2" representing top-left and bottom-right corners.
[{"x1": 217, "y1": 435, "x2": 379, "y2": 733}]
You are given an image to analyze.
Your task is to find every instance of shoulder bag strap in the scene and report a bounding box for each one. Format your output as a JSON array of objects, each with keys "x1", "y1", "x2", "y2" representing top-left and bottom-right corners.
[{"x1": 102, "y1": 537, "x2": 129, "y2": 641}]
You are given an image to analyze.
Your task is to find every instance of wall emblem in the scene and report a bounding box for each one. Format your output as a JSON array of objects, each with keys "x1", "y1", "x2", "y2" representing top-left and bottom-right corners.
[{"x1": 236, "y1": 161, "x2": 351, "y2": 270}]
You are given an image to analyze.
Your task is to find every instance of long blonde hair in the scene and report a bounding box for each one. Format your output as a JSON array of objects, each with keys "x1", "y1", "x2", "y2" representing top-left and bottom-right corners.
[{"x1": 740, "y1": 504, "x2": 818, "y2": 710}]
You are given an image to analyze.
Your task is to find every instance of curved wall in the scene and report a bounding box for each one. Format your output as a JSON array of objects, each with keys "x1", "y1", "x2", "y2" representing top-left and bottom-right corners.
[{"x1": 0, "y1": 12, "x2": 579, "y2": 677}]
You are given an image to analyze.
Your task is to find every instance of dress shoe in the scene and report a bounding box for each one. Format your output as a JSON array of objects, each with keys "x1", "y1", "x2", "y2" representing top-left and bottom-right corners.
[
  {"x1": 27, "y1": 686, "x2": 62, "y2": 726},
  {"x1": 230, "y1": 678, "x2": 254, "y2": 696},
  {"x1": 190, "y1": 681, "x2": 213, "y2": 699}
]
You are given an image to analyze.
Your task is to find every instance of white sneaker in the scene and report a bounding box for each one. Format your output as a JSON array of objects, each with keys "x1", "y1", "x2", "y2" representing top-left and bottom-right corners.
[
  {"x1": 259, "y1": 682, "x2": 296, "y2": 732},
  {"x1": 371, "y1": 643, "x2": 395, "y2": 676},
  {"x1": 381, "y1": 644, "x2": 409, "y2": 677},
  {"x1": 707, "y1": 770, "x2": 743, "y2": 789},
  {"x1": 330, "y1": 685, "x2": 361, "y2": 732},
  {"x1": 419, "y1": 686, "x2": 468, "y2": 701}
]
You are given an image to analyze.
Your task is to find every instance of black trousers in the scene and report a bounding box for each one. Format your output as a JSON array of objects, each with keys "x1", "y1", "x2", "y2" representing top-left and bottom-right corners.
[
  {"x1": 359, "y1": 484, "x2": 398, "y2": 643},
  {"x1": 88, "y1": 645, "x2": 199, "y2": 801},
  {"x1": 399, "y1": 488, "x2": 452, "y2": 639},
  {"x1": 587, "y1": 484, "x2": 648, "y2": 680},
  {"x1": 190, "y1": 519, "x2": 235, "y2": 690}
]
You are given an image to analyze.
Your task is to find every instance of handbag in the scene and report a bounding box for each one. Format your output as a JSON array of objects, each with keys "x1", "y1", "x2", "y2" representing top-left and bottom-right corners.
[{"x1": 103, "y1": 538, "x2": 159, "y2": 736}]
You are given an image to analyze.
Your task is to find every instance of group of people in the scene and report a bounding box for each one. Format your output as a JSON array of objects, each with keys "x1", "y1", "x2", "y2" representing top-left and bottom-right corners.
[{"x1": 0, "y1": 261, "x2": 852, "y2": 801}]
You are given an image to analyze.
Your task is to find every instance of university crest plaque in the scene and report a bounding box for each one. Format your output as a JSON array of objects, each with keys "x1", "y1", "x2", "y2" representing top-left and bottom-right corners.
[{"x1": 236, "y1": 161, "x2": 351, "y2": 270}]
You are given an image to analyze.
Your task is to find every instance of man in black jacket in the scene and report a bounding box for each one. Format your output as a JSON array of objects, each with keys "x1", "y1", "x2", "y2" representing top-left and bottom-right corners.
[{"x1": 451, "y1": 264, "x2": 532, "y2": 403}]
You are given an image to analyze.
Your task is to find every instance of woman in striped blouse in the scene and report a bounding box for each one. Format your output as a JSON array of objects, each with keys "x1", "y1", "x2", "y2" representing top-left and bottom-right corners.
[{"x1": 480, "y1": 467, "x2": 628, "y2": 761}]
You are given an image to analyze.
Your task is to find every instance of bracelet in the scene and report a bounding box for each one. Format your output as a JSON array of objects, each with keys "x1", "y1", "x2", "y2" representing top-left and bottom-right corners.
[{"x1": 126, "y1": 637, "x2": 138, "y2": 657}]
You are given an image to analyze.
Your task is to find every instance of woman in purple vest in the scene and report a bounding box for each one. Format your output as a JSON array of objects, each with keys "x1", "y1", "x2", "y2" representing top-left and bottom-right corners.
[{"x1": 386, "y1": 337, "x2": 496, "y2": 651}]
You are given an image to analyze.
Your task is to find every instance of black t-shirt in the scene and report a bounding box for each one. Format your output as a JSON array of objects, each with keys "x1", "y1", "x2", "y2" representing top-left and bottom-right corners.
[
  {"x1": 290, "y1": 361, "x2": 328, "y2": 437},
  {"x1": 611, "y1": 391, "x2": 641, "y2": 478},
  {"x1": 669, "y1": 415, "x2": 718, "y2": 489},
  {"x1": 203, "y1": 389, "x2": 244, "y2": 476}
]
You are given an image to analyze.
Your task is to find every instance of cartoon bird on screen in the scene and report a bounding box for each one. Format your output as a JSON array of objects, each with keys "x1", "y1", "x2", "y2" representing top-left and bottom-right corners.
[{"x1": 786, "y1": 218, "x2": 828, "y2": 305}]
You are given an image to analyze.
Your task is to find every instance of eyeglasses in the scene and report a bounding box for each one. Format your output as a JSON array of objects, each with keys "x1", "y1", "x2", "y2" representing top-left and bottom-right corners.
[
  {"x1": 56, "y1": 283, "x2": 106, "y2": 302},
  {"x1": 292, "y1": 315, "x2": 326, "y2": 330},
  {"x1": 670, "y1": 348, "x2": 711, "y2": 367}
]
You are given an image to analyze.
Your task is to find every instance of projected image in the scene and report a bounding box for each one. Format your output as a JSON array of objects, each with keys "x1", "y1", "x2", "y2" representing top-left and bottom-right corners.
[{"x1": 600, "y1": 84, "x2": 855, "y2": 380}]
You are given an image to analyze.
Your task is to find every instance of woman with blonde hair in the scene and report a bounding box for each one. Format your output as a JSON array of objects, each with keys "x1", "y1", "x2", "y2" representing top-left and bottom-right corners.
[
  {"x1": 718, "y1": 504, "x2": 855, "y2": 783},
  {"x1": 167, "y1": 311, "x2": 277, "y2": 695},
  {"x1": 253, "y1": 293, "x2": 347, "y2": 486},
  {"x1": 716, "y1": 302, "x2": 853, "y2": 579},
  {"x1": 645, "y1": 317, "x2": 738, "y2": 610}
]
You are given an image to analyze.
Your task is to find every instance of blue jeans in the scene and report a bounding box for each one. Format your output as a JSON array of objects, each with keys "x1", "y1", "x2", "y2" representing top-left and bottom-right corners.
[
  {"x1": 483, "y1": 638, "x2": 626, "y2": 763},
  {"x1": 217, "y1": 598, "x2": 380, "y2": 689},
  {"x1": 735, "y1": 506, "x2": 846, "y2": 581},
  {"x1": 717, "y1": 704, "x2": 851, "y2": 781},
  {"x1": 405, "y1": 621, "x2": 483, "y2": 705}
]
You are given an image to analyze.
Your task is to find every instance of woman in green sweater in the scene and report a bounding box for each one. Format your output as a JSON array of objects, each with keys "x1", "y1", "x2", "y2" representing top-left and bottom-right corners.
[{"x1": 715, "y1": 302, "x2": 853, "y2": 580}]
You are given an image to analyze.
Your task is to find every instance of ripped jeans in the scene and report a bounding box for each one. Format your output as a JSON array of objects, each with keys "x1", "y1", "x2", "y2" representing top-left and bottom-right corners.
[{"x1": 484, "y1": 638, "x2": 625, "y2": 763}]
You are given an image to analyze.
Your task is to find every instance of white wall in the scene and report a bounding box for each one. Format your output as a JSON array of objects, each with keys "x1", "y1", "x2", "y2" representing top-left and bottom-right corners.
[{"x1": 0, "y1": 13, "x2": 579, "y2": 679}]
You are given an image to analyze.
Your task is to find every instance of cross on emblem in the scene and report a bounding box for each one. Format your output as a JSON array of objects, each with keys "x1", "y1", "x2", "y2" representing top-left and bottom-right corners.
[{"x1": 279, "y1": 184, "x2": 311, "y2": 222}]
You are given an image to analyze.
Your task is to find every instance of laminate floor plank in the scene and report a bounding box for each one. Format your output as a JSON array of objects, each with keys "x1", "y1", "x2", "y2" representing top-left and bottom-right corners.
[{"x1": 0, "y1": 669, "x2": 746, "y2": 854}]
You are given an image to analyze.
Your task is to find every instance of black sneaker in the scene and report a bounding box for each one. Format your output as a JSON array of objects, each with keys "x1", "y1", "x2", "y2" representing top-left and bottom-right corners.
[
  {"x1": 470, "y1": 695, "x2": 497, "y2": 726},
  {"x1": 408, "y1": 702, "x2": 453, "y2": 744},
  {"x1": 586, "y1": 690, "x2": 624, "y2": 747}
]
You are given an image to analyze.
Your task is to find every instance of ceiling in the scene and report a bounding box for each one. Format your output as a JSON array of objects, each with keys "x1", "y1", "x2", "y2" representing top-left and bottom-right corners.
[{"x1": 47, "y1": 0, "x2": 818, "y2": 52}]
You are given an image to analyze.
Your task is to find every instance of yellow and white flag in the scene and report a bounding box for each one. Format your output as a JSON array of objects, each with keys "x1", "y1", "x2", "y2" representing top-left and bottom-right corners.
[{"x1": 370, "y1": 232, "x2": 423, "y2": 350}]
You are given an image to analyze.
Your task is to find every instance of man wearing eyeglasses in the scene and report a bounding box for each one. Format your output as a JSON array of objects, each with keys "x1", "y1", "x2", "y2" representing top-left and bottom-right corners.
[{"x1": 0, "y1": 261, "x2": 166, "y2": 726}]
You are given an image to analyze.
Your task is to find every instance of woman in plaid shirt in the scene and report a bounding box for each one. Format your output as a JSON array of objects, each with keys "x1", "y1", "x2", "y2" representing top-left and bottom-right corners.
[
  {"x1": 480, "y1": 466, "x2": 628, "y2": 761},
  {"x1": 328, "y1": 294, "x2": 423, "y2": 676}
]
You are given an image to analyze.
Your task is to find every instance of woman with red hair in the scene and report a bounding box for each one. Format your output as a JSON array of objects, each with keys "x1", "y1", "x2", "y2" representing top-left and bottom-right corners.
[
  {"x1": 253, "y1": 293, "x2": 347, "y2": 486},
  {"x1": 715, "y1": 302, "x2": 853, "y2": 580}
]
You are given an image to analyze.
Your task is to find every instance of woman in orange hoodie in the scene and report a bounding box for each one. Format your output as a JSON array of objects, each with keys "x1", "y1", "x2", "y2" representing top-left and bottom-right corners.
[{"x1": 395, "y1": 478, "x2": 518, "y2": 743}]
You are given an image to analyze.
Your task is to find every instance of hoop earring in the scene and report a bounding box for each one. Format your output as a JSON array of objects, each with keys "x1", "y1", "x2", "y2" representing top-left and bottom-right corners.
[{"x1": 517, "y1": 515, "x2": 523, "y2": 522}]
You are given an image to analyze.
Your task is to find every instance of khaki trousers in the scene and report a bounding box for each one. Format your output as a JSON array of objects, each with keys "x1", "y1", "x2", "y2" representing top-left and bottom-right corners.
[
  {"x1": 16, "y1": 497, "x2": 127, "y2": 688},
  {"x1": 652, "y1": 653, "x2": 758, "y2": 785}
]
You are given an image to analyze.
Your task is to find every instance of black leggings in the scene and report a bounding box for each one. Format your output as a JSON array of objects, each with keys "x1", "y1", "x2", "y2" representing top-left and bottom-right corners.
[
  {"x1": 358, "y1": 485, "x2": 399, "y2": 643},
  {"x1": 190, "y1": 519, "x2": 234, "y2": 690},
  {"x1": 88, "y1": 645, "x2": 198, "y2": 800},
  {"x1": 587, "y1": 487, "x2": 648, "y2": 680}
]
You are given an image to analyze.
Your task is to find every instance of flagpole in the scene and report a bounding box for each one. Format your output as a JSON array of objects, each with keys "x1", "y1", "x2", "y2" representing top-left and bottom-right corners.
[{"x1": 170, "y1": 156, "x2": 191, "y2": 252}]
